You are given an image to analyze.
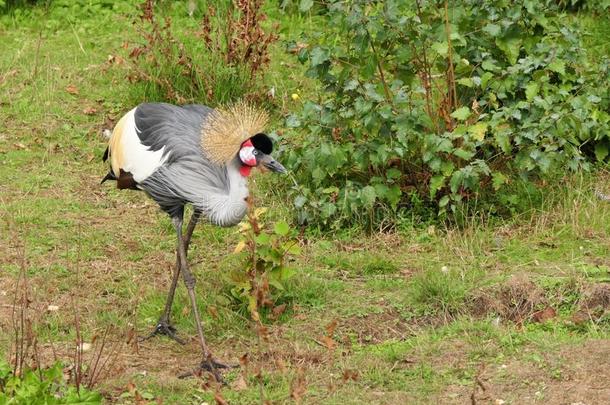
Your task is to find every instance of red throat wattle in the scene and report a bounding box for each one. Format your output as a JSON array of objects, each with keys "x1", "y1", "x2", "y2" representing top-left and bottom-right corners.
[{"x1": 239, "y1": 165, "x2": 252, "y2": 177}]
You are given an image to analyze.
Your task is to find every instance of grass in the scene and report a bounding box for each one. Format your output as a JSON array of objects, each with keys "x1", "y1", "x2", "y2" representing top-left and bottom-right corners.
[{"x1": 1, "y1": 2, "x2": 609, "y2": 404}]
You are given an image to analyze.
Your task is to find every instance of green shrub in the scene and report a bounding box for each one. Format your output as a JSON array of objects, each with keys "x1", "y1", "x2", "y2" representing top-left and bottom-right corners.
[
  {"x1": 553, "y1": 0, "x2": 610, "y2": 13},
  {"x1": 284, "y1": 0, "x2": 610, "y2": 229},
  {"x1": 0, "y1": 360, "x2": 102, "y2": 404},
  {"x1": 226, "y1": 206, "x2": 301, "y2": 321}
]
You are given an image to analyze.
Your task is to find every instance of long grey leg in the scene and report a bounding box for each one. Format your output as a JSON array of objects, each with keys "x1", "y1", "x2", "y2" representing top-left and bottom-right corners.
[
  {"x1": 171, "y1": 214, "x2": 233, "y2": 381},
  {"x1": 141, "y1": 209, "x2": 201, "y2": 344}
]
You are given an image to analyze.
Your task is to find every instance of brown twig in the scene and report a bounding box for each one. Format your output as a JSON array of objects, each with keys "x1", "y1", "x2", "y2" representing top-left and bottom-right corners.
[
  {"x1": 444, "y1": 0, "x2": 458, "y2": 113},
  {"x1": 366, "y1": 28, "x2": 395, "y2": 109},
  {"x1": 414, "y1": 0, "x2": 439, "y2": 133}
]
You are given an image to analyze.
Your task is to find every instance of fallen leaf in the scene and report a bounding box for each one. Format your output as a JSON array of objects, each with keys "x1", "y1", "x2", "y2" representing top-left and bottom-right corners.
[
  {"x1": 233, "y1": 240, "x2": 246, "y2": 253},
  {"x1": 271, "y1": 303, "x2": 287, "y2": 319},
  {"x1": 342, "y1": 369, "x2": 359, "y2": 382},
  {"x1": 232, "y1": 374, "x2": 248, "y2": 391},
  {"x1": 66, "y1": 84, "x2": 79, "y2": 95},
  {"x1": 106, "y1": 54, "x2": 125, "y2": 65},
  {"x1": 214, "y1": 392, "x2": 228, "y2": 405},
  {"x1": 532, "y1": 307, "x2": 556, "y2": 323},
  {"x1": 325, "y1": 319, "x2": 337, "y2": 335},
  {"x1": 322, "y1": 335, "x2": 335, "y2": 351},
  {"x1": 290, "y1": 367, "x2": 307, "y2": 402},
  {"x1": 207, "y1": 305, "x2": 218, "y2": 319},
  {"x1": 83, "y1": 106, "x2": 97, "y2": 115},
  {"x1": 181, "y1": 305, "x2": 190, "y2": 316}
]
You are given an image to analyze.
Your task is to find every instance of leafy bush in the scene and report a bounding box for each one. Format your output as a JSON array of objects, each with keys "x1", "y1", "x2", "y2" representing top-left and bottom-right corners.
[
  {"x1": 553, "y1": 0, "x2": 610, "y2": 13},
  {"x1": 0, "y1": 360, "x2": 102, "y2": 404},
  {"x1": 227, "y1": 205, "x2": 301, "y2": 321},
  {"x1": 126, "y1": 0, "x2": 277, "y2": 105},
  {"x1": 284, "y1": 0, "x2": 609, "y2": 229}
]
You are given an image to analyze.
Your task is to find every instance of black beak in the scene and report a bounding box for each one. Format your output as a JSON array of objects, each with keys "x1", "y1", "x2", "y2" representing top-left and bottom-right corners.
[{"x1": 260, "y1": 154, "x2": 287, "y2": 174}]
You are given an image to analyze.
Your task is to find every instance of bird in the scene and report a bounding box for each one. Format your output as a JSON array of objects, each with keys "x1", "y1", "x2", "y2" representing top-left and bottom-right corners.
[{"x1": 101, "y1": 101, "x2": 286, "y2": 379}]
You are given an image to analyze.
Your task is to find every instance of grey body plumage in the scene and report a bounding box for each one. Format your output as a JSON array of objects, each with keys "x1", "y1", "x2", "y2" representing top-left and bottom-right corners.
[
  {"x1": 134, "y1": 103, "x2": 248, "y2": 224},
  {"x1": 102, "y1": 101, "x2": 285, "y2": 379}
]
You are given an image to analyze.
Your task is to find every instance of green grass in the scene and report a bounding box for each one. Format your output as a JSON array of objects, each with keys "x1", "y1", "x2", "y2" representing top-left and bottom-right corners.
[{"x1": 0, "y1": 2, "x2": 609, "y2": 404}]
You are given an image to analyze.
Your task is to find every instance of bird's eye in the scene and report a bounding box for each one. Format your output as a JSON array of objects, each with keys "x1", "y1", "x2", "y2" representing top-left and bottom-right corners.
[{"x1": 252, "y1": 150, "x2": 258, "y2": 156}]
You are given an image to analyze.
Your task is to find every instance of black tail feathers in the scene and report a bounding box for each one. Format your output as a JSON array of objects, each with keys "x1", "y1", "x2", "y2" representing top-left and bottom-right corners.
[{"x1": 100, "y1": 171, "x2": 116, "y2": 184}]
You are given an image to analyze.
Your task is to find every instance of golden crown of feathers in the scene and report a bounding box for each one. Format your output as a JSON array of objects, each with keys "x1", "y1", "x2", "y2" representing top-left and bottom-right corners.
[{"x1": 200, "y1": 101, "x2": 269, "y2": 164}]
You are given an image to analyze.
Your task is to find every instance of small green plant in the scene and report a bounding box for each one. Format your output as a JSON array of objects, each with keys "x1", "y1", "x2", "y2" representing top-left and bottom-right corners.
[
  {"x1": 227, "y1": 201, "x2": 301, "y2": 321},
  {"x1": 409, "y1": 267, "x2": 474, "y2": 319},
  {"x1": 0, "y1": 360, "x2": 102, "y2": 404}
]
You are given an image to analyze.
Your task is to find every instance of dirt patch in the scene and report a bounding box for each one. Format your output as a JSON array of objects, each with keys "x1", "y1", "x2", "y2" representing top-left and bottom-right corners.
[
  {"x1": 571, "y1": 283, "x2": 610, "y2": 324},
  {"x1": 441, "y1": 340, "x2": 610, "y2": 404},
  {"x1": 470, "y1": 275, "x2": 548, "y2": 323},
  {"x1": 338, "y1": 309, "x2": 416, "y2": 345}
]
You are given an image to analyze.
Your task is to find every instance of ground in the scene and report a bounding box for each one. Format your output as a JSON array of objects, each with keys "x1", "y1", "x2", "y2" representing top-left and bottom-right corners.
[{"x1": 0, "y1": 2, "x2": 609, "y2": 404}]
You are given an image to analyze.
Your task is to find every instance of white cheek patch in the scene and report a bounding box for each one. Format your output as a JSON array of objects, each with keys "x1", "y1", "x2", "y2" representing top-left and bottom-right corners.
[{"x1": 239, "y1": 146, "x2": 257, "y2": 166}]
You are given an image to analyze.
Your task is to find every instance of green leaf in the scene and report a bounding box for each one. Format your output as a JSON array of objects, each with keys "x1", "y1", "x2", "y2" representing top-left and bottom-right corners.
[
  {"x1": 429, "y1": 175, "x2": 445, "y2": 198},
  {"x1": 281, "y1": 266, "x2": 297, "y2": 280},
  {"x1": 457, "y1": 78, "x2": 474, "y2": 88},
  {"x1": 386, "y1": 185, "x2": 402, "y2": 210},
  {"x1": 141, "y1": 392, "x2": 155, "y2": 400},
  {"x1": 587, "y1": 95, "x2": 601, "y2": 103},
  {"x1": 386, "y1": 168, "x2": 402, "y2": 180},
  {"x1": 431, "y1": 41, "x2": 448, "y2": 57},
  {"x1": 283, "y1": 242, "x2": 302, "y2": 255},
  {"x1": 274, "y1": 221, "x2": 290, "y2": 236},
  {"x1": 285, "y1": 114, "x2": 301, "y2": 128},
  {"x1": 468, "y1": 122, "x2": 488, "y2": 141},
  {"x1": 310, "y1": 47, "x2": 329, "y2": 67},
  {"x1": 0, "y1": 360, "x2": 10, "y2": 379},
  {"x1": 496, "y1": 35, "x2": 522, "y2": 64},
  {"x1": 482, "y1": 60, "x2": 500, "y2": 72},
  {"x1": 294, "y1": 195, "x2": 307, "y2": 208},
  {"x1": 255, "y1": 232, "x2": 271, "y2": 245},
  {"x1": 480, "y1": 72, "x2": 494, "y2": 88},
  {"x1": 548, "y1": 60, "x2": 566, "y2": 75},
  {"x1": 525, "y1": 82, "x2": 539, "y2": 101},
  {"x1": 483, "y1": 23, "x2": 501, "y2": 37},
  {"x1": 449, "y1": 171, "x2": 464, "y2": 193},
  {"x1": 594, "y1": 142, "x2": 609, "y2": 161},
  {"x1": 299, "y1": 0, "x2": 314, "y2": 12},
  {"x1": 451, "y1": 107, "x2": 471, "y2": 121},
  {"x1": 453, "y1": 148, "x2": 475, "y2": 160},
  {"x1": 492, "y1": 172, "x2": 508, "y2": 190},
  {"x1": 494, "y1": 131, "x2": 512, "y2": 153},
  {"x1": 361, "y1": 185, "x2": 377, "y2": 207},
  {"x1": 320, "y1": 203, "x2": 336, "y2": 218}
]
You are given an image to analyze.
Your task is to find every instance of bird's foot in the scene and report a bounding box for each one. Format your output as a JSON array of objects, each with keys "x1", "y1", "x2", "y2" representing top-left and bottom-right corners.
[
  {"x1": 178, "y1": 357, "x2": 238, "y2": 383},
  {"x1": 139, "y1": 320, "x2": 185, "y2": 345}
]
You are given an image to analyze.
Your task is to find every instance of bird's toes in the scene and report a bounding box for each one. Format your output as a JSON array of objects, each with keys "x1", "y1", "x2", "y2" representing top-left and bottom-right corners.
[
  {"x1": 177, "y1": 358, "x2": 238, "y2": 382},
  {"x1": 200, "y1": 358, "x2": 238, "y2": 371},
  {"x1": 139, "y1": 321, "x2": 185, "y2": 345}
]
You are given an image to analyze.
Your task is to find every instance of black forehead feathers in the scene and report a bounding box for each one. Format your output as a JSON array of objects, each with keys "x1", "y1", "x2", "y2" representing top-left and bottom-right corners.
[{"x1": 250, "y1": 133, "x2": 273, "y2": 154}]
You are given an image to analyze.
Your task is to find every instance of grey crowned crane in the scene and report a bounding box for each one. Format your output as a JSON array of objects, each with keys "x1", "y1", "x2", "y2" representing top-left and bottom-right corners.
[{"x1": 101, "y1": 102, "x2": 285, "y2": 379}]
